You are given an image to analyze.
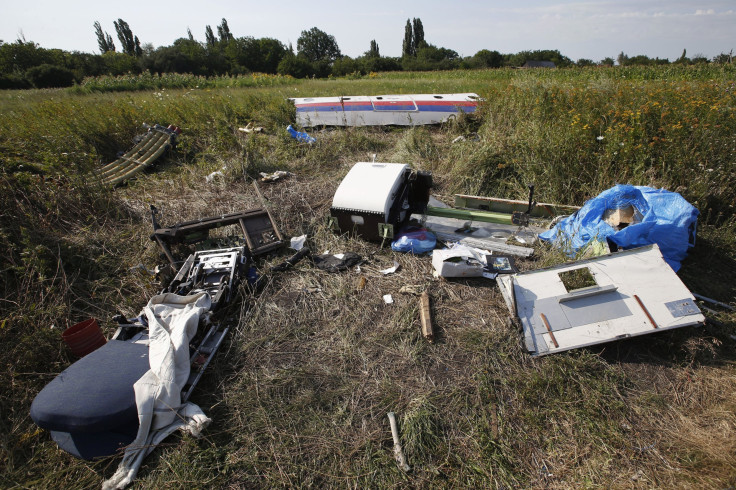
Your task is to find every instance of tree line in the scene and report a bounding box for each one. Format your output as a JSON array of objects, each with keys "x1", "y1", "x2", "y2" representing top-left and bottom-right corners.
[{"x1": 0, "y1": 17, "x2": 732, "y2": 89}]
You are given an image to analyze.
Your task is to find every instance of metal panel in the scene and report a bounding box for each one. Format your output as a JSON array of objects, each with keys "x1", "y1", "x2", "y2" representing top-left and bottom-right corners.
[
  {"x1": 665, "y1": 299, "x2": 702, "y2": 318},
  {"x1": 507, "y1": 245, "x2": 705, "y2": 356}
]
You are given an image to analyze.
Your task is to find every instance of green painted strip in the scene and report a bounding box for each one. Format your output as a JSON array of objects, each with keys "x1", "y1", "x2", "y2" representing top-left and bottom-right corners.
[{"x1": 425, "y1": 206, "x2": 514, "y2": 225}]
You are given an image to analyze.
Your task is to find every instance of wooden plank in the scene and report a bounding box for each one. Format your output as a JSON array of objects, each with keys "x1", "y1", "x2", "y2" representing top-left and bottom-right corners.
[{"x1": 419, "y1": 292, "x2": 434, "y2": 342}]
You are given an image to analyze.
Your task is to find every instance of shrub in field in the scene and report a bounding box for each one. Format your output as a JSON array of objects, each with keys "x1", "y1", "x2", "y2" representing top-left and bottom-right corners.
[
  {"x1": 0, "y1": 72, "x2": 32, "y2": 89},
  {"x1": 26, "y1": 64, "x2": 75, "y2": 88}
]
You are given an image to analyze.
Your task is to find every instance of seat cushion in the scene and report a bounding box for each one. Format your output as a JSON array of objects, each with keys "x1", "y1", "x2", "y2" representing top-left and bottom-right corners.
[
  {"x1": 31, "y1": 340, "x2": 150, "y2": 433},
  {"x1": 50, "y1": 429, "x2": 137, "y2": 461}
]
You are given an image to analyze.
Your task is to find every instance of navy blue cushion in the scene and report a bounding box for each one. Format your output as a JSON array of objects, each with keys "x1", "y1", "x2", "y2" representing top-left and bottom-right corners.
[
  {"x1": 50, "y1": 429, "x2": 137, "y2": 460},
  {"x1": 31, "y1": 340, "x2": 150, "y2": 434}
]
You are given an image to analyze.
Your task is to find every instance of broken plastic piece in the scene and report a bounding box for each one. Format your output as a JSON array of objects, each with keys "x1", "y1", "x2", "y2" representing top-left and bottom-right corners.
[
  {"x1": 286, "y1": 124, "x2": 316, "y2": 143},
  {"x1": 290, "y1": 234, "x2": 307, "y2": 251},
  {"x1": 260, "y1": 170, "x2": 292, "y2": 183},
  {"x1": 238, "y1": 122, "x2": 264, "y2": 133},
  {"x1": 205, "y1": 170, "x2": 224, "y2": 183},
  {"x1": 431, "y1": 244, "x2": 489, "y2": 278},
  {"x1": 380, "y1": 261, "x2": 401, "y2": 275}
]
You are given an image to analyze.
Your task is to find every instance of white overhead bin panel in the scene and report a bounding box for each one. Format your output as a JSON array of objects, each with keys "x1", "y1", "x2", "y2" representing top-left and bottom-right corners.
[
  {"x1": 331, "y1": 162, "x2": 409, "y2": 220},
  {"x1": 498, "y1": 244, "x2": 705, "y2": 356}
]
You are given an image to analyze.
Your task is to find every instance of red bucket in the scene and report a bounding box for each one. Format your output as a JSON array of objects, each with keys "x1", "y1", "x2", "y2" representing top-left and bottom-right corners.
[{"x1": 62, "y1": 319, "x2": 107, "y2": 357}]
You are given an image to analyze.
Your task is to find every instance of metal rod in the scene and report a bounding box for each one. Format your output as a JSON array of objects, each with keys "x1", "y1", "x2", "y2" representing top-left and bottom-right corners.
[
  {"x1": 634, "y1": 294, "x2": 658, "y2": 329},
  {"x1": 693, "y1": 293, "x2": 735, "y2": 311},
  {"x1": 539, "y1": 313, "x2": 559, "y2": 348}
]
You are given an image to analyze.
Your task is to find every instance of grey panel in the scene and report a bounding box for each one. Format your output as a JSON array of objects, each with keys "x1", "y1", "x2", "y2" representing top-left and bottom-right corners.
[
  {"x1": 665, "y1": 298, "x2": 701, "y2": 318},
  {"x1": 559, "y1": 290, "x2": 633, "y2": 328},
  {"x1": 529, "y1": 299, "x2": 573, "y2": 332}
]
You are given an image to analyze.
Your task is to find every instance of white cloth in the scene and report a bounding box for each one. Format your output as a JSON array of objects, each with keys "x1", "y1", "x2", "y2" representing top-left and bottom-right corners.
[{"x1": 102, "y1": 292, "x2": 212, "y2": 490}]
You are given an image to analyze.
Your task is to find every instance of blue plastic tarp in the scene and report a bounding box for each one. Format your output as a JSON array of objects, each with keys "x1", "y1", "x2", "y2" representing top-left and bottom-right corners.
[{"x1": 539, "y1": 184, "x2": 698, "y2": 271}]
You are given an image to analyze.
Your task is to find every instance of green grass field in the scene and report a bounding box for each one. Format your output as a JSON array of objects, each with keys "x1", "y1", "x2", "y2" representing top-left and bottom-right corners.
[{"x1": 1, "y1": 66, "x2": 735, "y2": 488}]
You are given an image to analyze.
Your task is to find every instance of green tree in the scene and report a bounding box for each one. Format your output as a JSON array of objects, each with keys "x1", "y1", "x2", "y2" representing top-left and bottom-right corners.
[
  {"x1": 576, "y1": 58, "x2": 594, "y2": 67},
  {"x1": 277, "y1": 53, "x2": 313, "y2": 78},
  {"x1": 101, "y1": 51, "x2": 140, "y2": 75},
  {"x1": 616, "y1": 51, "x2": 628, "y2": 66},
  {"x1": 713, "y1": 51, "x2": 733, "y2": 63},
  {"x1": 366, "y1": 39, "x2": 380, "y2": 58},
  {"x1": 331, "y1": 56, "x2": 361, "y2": 76},
  {"x1": 675, "y1": 48, "x2": 689, "y2": 64},
  {"x1": 113, "y1": 19, "x2": 141, "y2": 57},
  {"x1": 402, "y1": 19, "x2": 414, "y2": 57},
  {"x1": 412, "y1": 18, "x2": 425, "y2": 50},
  {"x1": 296, "y1": 27, "x2": 340, "y2": 63},
  {"x1": 93, "y1": 21, "x2": 115, "y2": 53},
  {"x1": 205, "y1": 25, "x2": 216, "y2": 47},
  {"x1": 0, "y1": 40, "x2": 54, "y2": 74},
  {"x1": 217, "y1": 18, "x2": 234, "y2": 42},
  {"x1": 691, "y1": 53, "x2": 709, "y2": 64},
  {"x1": 466, "y1": 49, "x2": 502, "y2": 68},
  {"x1": 599, "y1": 57, "x2": 615, "y2": 66},
  {"x1": 187, "y1": 28, "x2": 194, "y2": 42},
  {"x1": 509, "y1": 49, "x2": 572, "y2": 67}
]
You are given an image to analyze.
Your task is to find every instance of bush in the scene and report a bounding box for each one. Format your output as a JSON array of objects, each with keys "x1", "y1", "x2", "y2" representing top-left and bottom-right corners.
[
  {"x1": 26, "y1": 64, "x2": 75, "y2": 88},
  {"x1": 277, "y1": 54, "x2": 314, "y2": 78},
  {"x1": 0, "y1": 73, "x2": 32, "y2": 89}
]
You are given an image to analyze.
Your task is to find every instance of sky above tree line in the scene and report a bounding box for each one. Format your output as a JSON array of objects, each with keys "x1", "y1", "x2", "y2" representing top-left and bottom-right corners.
[{"x1": 1, "y1": 0, "x2": 733, "y2": 62}]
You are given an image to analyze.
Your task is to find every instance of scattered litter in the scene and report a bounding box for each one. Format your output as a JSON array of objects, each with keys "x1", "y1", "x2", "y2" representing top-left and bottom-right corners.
[
  {"x1": 286, "y1": 124, "x2": 316, "y2": 144},
  {"x1": 312, "y1": 252, "x2": 362, "y2": 273},
  {"x1": 419, "y1": 292, "x2": 434, "y2": 342},
  {"x1": 380, "y1": 261, "x2": 401, "y2": 275},
  {"x1": 205, "y1": 170, "x2": 224, "y2": 183},
  {"x1": 432, "y1": 244, "x2": 489, "y2": 278},
  {"x1": 387, "y1": 412, "x2": 410, "y2": 472},
  {"x1": 497, "y1": 244, "x2": 705, "y2": 357},
  {"x1": 540, "y1": 184, "x2": 699, "y2": 271},
  {"x1": 129, "y1": 263, "x2": 156, "y2": 275},
  {"x1": 383, "y1": 294, "x2": 394, "y2": 304},
  {"x1": 238, "y1": 122, "x2": 264, "y2": 133},
  {"x1": 289, "y1": 234, "x2": 307, "y2": 251},
  {"x1": 270, "y1": 248, "x2": 311, "y2": 273},
  {"x1": 399, "y1": 285, "x2": 424, "y2": 295},
  {"x1": 260, "y1": 170, "x2": 292, "y2": 183},
  {"x1": 486, "y1": 255, "x2": 517, "y2": 274},
  {"x1": 452, "y1": 135, "x2": 466, "y2": 143},
  {"x1": 356, "y1": 276, "x2": 367, "y2": 292},
  {"x1": 391, "y1": 227, "x2": 437, "y2": 254}
]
